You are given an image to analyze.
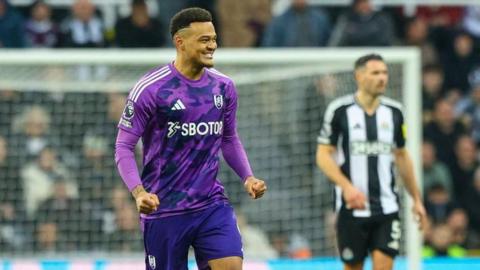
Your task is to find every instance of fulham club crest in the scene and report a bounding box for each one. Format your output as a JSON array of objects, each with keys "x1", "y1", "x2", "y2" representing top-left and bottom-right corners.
[{"x1": 214, "y1": 94, "x2": 223, "y2": 109}]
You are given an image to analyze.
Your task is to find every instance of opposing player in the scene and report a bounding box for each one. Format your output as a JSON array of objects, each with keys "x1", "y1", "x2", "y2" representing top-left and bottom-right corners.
[
  {"x1": 316, "y1": 54, "x2": 427, "y2": 270},
  {"x1": 114, "y1": 8, "x2": 266, "y2": 270}
]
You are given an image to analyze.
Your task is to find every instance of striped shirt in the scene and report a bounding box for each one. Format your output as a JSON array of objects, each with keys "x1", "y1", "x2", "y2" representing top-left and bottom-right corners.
[{"x1": 318, "y1": 94, "x2": 406, "y2": 217}]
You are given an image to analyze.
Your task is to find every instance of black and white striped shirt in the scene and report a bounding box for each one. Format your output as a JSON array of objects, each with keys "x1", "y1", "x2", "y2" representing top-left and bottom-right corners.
[{"x1": 318, "y1": 94, "x2": 405, "y2": 217}]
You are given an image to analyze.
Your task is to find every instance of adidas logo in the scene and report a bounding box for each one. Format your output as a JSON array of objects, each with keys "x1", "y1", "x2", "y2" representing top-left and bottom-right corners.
[
  {"x1": 171, "y1": 99, "x2": 186, "y2": 111},
  {"x1": 353, "y1": 123, "x2": 362, "y2": 129}
]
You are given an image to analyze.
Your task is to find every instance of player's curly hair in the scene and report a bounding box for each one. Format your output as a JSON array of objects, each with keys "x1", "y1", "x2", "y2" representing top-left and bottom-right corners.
[{"x1": 169, "y1": 7, "x2": 212, "y2": 38}]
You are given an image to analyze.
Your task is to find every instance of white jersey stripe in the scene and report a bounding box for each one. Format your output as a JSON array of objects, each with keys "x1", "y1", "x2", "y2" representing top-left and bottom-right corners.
[
  {"x1": 376, "y1": 105, "x2": 399, "y2": 214},
  {"x1": 129, "y1": 66, "x2": 169, "y2": 100},
  {"x1": 128, "y1": 66, "x2": 169, "y2": 100},
  {"x1": 347, "y1": 105, "x2": 371, "y2": 217},
  {"x1": 207, "y1": 68, "x2": 230, "y2": 78},
  {"x1": 131, "y1": 68, "x2": 170, "y2": 101},
  {"x1": 323, "y1": 95, "x2": 403, "y2": 218},
  {"x1": 132, "y1": 71, "x2": 171, "y2": 102}
]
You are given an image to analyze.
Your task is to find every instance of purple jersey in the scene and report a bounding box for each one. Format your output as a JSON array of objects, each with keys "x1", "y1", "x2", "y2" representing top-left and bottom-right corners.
[{"x1": 118, "y1": 63, "x2": 238, "y2": 218}]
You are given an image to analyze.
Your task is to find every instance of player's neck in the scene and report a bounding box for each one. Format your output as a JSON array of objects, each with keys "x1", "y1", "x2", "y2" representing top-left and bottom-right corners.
[
  {"x1": 174, "y1": 57, "x2": 205, "y2": 80},
  {"x1": 355, "y1": 90, "x2": 380, "y2": 115}
]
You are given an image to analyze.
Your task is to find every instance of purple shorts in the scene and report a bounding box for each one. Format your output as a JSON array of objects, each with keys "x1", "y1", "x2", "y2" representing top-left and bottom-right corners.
[{"x1": 142, "y1": 203, "x2": 243, "y2": 270}]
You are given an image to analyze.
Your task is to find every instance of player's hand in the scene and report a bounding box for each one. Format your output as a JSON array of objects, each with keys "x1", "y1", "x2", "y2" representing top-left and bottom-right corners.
[
  {"x1": 132, "y1": 186, "x2": 160, "y2": 214},
  {"x1": 412, "y1": 198, "x2": 427, "y2": 230},
  {"x1": 244, "y1": 176, "x2": 267, "y2": 199},
  {"x1": 343, "y1": 184, "x2": 367, "y2": 209}
]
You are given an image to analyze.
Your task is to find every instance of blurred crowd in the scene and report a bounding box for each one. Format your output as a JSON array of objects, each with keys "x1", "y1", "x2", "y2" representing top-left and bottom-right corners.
[{"x1": 1, "y1": 0, "x2": 480, "y2": 259}]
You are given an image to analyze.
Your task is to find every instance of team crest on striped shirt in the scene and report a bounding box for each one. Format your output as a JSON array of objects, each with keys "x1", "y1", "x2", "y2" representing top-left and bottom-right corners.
[{"x1": 214, "y1": 95, "x2": 223, "y2": 109}]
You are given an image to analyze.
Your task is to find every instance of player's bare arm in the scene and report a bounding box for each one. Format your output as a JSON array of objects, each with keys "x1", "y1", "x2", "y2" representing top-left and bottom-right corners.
[
  {"x1": 316, "y1": 144, "x2": 366, "y2": 209},
  {"x1": 244, "y1": 176, "x2": 267, "y2": 199},
  {"x1": 131, "y1": 185, "x2": 160, "y2": 214},
  {"x1": 394, "y1": 148, "x2": 427, "y2": 230}
]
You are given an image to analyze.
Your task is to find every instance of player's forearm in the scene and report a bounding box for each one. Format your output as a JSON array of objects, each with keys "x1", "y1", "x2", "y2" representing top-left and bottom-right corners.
[
  {"x1": 395, "y1": 150, "x2": 422, "y2": 202},
  {"x1": 221, "y1": 134, "x2": 253, "y2": 182},
  {"x1": 115, "y1": 130, "x2": 143, "y2": 192},
  {"x1": 316, "y1": 145, "x2": 351, "y2": 190}
]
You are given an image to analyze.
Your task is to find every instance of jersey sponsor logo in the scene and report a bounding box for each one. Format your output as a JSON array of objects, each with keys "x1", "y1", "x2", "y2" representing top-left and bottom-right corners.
[
  {"x1": 122, "y1": 100, "x2": 135, "y2": 120},
  {"x1": 167, "y1": 121, "x2": 223, "y2": 138},
  {"x1": 214, "y1": 94, "x2": 223, "y2": 109},
  {"x1": 380, "y1": 122, "x2": 391, "y2": 131},
  {"x1": 351, "y1": 141, "x2": 393, "y2": 155},
  {"x1": 148, "y1": 255, "x2": 156, "y2": 269}
]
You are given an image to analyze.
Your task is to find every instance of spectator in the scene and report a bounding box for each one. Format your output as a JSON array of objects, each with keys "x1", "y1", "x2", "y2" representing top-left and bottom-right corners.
[
  {"x1": 35, "y1": 179, "x2": 86, "y2": 251},
  {"x1": 78, "y1": 135, "x2": 113, "y2": 249},
  {"x1": 287, "y1": 232, "x2": 312, "y2": 259},
  {"x1": 0, "y1": 135, "x2": 26, "y2": 252},
  {"x1": 461, "y1": 167, "x2": 480, "y2": 234},
  {"x1": 463, "y1": 6, "x2": 480, "y2": 48},
  {"x1": 237, "y1": 212, "x2": 278, "y2": 260},
  {"x1": 87, "y1": 93, "x2": 127, "y2": 153},
  {"x1": 424, "y1": 183, "x2": 456, "y2": 224},
  {"x1": 0, "y1": 0, "x2": 25, "y2": 47},
  {"x1": 424, "y1": 99, "x2": 466, "y2": 169},
  {"x1": 217, "y1": 0, "x2": 271, "y2": 47},
  {"x1": 403, "y1": 17, "x2": 438, "y2": 66},
  {"x1": 24, "y1": 1, "x2": 59, "y2": 48},
  {"x1": 115, "y1": 0, "x2": 165, "y2": 48},
  {"x1": 446, "y1": 209, "x2": 479, "y2": 249},
  {"x1": 262, "y1": 0, "x2": 330, "y2": 47},
  {"x1": 34, "y1": 222, "x2": 58, "y2": 252},
  {"x1": 20, "y1": 147, "x2": 77, "y2": 218},
  {"x1": 456, "y1": 83, "x2": 480, "y2": 144},
  {"x1": 270, "y1": 231, "x2": 289, "y2": 258},
  {"x1": 0, "y1": 90, "x2": 21, "y2": 136},
  {"x1": 422, "y1": 141, "x2": 453, "y2": 197},
  {"x1": 450, "y1": 136, "x2": 480, "y2": 229},
  {"x1": 103, "y1": 186, "x2": 142, "y2": 252},
  {"x1": 10, "y1": 105, "x2": 60, "y2": 164},
  {"x1": 441, "y1": 32, "x2": 480, "y2": 96},
  {"x1": 78, "y1": 133, "x2": 115, "y2": 228},
  {"x1": 329, "y1": 0, "x2": 395, "y2": 47},
  {"x1": 422, "y1": 64, "x2": 445, "y2": 122},
  {"x1": 60, "y1": 0, "x2": 104, "y2": 48},
  {"x1": 423, "y1": 223, "x2": 466, "y2": 258}
]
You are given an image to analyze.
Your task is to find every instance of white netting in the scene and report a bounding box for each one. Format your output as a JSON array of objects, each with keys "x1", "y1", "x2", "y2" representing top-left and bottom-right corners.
[{"x1": 0, "y1": 49, "x2": 418, "y2": 260}]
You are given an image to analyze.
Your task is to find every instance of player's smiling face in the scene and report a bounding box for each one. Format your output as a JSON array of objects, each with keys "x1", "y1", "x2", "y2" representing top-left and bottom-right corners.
[
  {"x1": 357, "y1": 60, "x2": 388, "y2": 97},
  {"x1": 178, "y1": 22, "x2": 217, "y2": 68}
]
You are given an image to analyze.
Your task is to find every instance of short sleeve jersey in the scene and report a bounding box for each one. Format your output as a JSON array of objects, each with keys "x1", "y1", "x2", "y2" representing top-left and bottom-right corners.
[{"x1": 317, "y1": 94, "x2": 406, "y2": 217}]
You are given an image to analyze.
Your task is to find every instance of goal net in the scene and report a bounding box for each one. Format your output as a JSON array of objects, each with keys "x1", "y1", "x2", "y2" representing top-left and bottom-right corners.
[{"x1": 0, "y1": 49, "x2": 421, "y2": 268}]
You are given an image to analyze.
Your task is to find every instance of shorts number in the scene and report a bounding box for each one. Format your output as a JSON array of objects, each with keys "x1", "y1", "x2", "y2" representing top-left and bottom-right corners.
[{"x1": 391, "y1": 220, "x2": 401, "y2": 240}]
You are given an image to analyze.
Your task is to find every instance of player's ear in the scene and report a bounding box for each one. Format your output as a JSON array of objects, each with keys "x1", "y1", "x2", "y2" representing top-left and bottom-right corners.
[
  {"x1": 173, "y1": 34, "x2": 185, "y2": 50},
  {"x1": 354, "y1": 69, "x2": 361, "y2": 82}
]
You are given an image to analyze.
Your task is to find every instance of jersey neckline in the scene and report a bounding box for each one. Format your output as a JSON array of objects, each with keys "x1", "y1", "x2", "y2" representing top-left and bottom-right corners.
[{"x1": 169, "y1": 62, "x2": 209, "y2": 86}]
